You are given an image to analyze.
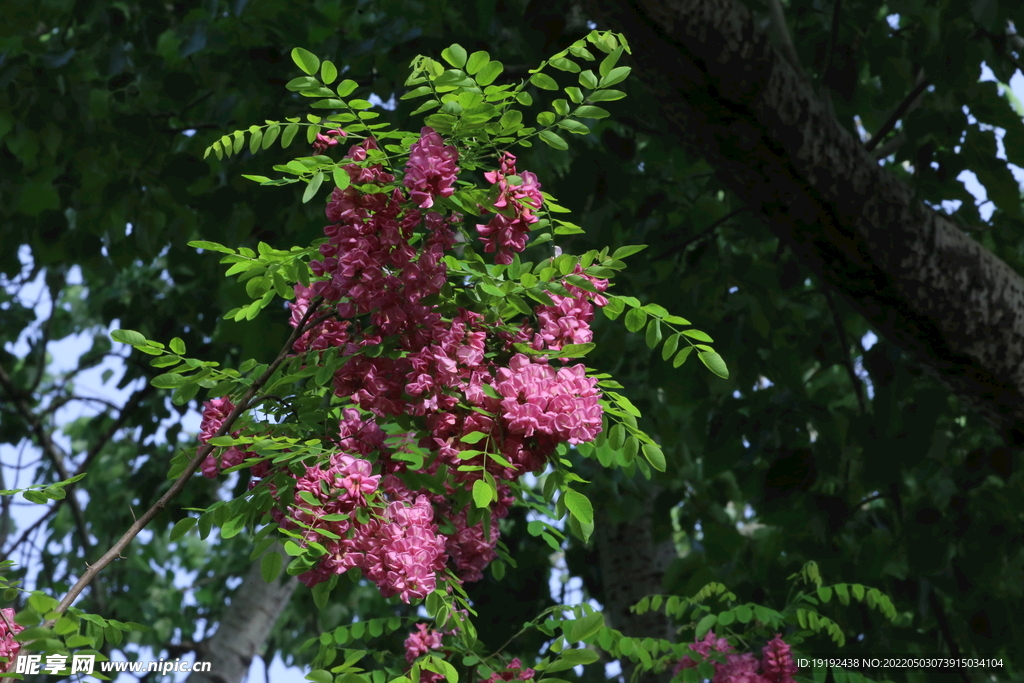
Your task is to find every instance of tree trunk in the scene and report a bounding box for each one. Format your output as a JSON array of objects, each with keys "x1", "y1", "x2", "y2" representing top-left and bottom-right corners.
[
  {"x1": 187, "y1": 545, "x2": 297, "y2": 683},
  {"x1": 580, "y1": 0, "x2": 1024, "y2": 443},
  {"x1": 594, "y1": 486, "x2": 677, "y2": 683}
]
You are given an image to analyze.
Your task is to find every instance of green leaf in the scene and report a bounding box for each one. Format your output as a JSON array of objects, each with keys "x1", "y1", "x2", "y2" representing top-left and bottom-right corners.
[
  {"x1": 111, "y1": 329, "x2": 147, "y2": 346},
  {"x1": 550, "y1": 57, "x2": 581, "y2": 73},
  {"x1": 641, "y1": 443, "x2": 666, "y2": 472},
  {"x1": 459, "y1": 431, "x2": 489, "y2": 445},
  {"x1": 467, "y1": 51, "x2": 490, "y2": 75},
  {"x1": 539, "y1": 130, "x2": 568, "y2": 150},
  {"x1": 645, "y1": 319, "x2": 662, "y2": 348},
  {"x1": 441, "y1": 44, "x2": 468, "y2": 68},
  {"x1": 661, "y1": 333, "x2": 680, "y2": 361},
  {"x1": 569, "y1": 613, "x2": 604, "y2": 642},
  {"x1": 818, "y1": 586, "x2": 833, "y2": 603},
  {"x1": 575, "y1": 105, "x2": 610, "y2": 119},
  {"x1": 320, "y1": 60, "x2": 338, "y2": 84},
  {"x1": 588, "y1": 89, "x2": 626, "y2": 102},
  {"x1": 472, "y1": 479, "x2": 493, "y2": 508},
  {"x1": 598, "y1": 47, "x2": 623, "y2": 77},
  {"x1": 624, "y1": 307, "x2": 647, "y2": 332},
  {"x1": 530, "y1": 73, "x2": 559, "y2": 90},
  {"x1": 558, "y1": 649, "x2": 599, "y2": 666},
  {"x1": 564, "y1": 489, "x2": 593, "y2": 525},
  {"x1": 557, "y1": 119, "x2": 590, "y2": 135},
  {"x1": 263, "y1": 124, "x2": 289, "y2": 151},
  {"x1": 599, "y1": 66, "x2": 631, "y2": 88},
  {"x1": 336, "y1": 79, "x2": 359, "y2": 97},
  {"x1": 565, "y1": 86, "x2": 584, "y2": 103},
  {"x1": 172, "y1": 383, "x2": 200, "y2": 406},
  {"x1": 476, "y1": 61, "x2": 504, "y2": 86},
  {"x1": 695, "y1": 614, "x2": 717, "y2": 639},
  {"x1": 261, "y1": 551, "x2": 283, "y2": 583},
  {"x1": 579, "y1": 70, "x2": 598, "y2": 89},
  {"x1": 169, "y1": 337, "x2": 186, "y2": 355},
  {"x1": 672, "y1": 346, "x2": 693, "y2": 369},
  {"x1": 286, "y1": 76, "x2": 319, "y2": 91},
  {"x1": 151, "y1": 373, "x2": 187, "y2": 389},
  {"x1": 555, "y1": 343, "x2": 595, "y2": 358},
  {"x1": 303, "y1": 172, "x2": 324, "y2": 203},
  {"x1": 188, "y1": 240, "x2": 236, "y2": 254},
  {"x1": 291, "y1": 47, "x2": 320, "y2": 76},
  {"x1": 680, "y1": 329, "x2": 714, "y2": 342},
  {"x1": 610, "y1": 242, "x2": 643, "y2": 259},
  {"x1": 282, "y1": 123, "x2": 300, "y2": 148},
  {"x1": 221, "y1": 513, "x2": 247, "y2": 539},
  {"x1": 170, "y1": 517, "x2": 196, "y2": 541},
  {"x1": 698, "y1": 351, "x2": 729, "y2": 379}
]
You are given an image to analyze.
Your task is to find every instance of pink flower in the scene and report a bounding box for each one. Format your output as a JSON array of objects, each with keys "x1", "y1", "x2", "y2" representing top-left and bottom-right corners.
[
  {"x1": 0, "y1": 608, "x2": 23, "y2": 672},
  {"x1": 494, "y1": 355, "x2": 602, "y2": 445},
  {"x1": 475, "y1": 153, "x2": 543, "y2": 263},
  {"x1": 312, "y1": 128, "x2": 348, "y2": 154},
  {"x1": 761, "y1": 635, "x2": 797, "y2": 683},
  {"x1": 673, "y1": 631, "x2": 734, "y2": 674},
  {"x1": 404, "y1": 623, "x2": 444, "y2": 663},
  {"x1": 714, "y1": 653, "x2": 769, "y2": 683},
  {"x1": 404, "y1": 127, "x2": 459, "y2": 208},
  {"x1": 483, "y1": 658, "x2": 536, "y2": 683}
]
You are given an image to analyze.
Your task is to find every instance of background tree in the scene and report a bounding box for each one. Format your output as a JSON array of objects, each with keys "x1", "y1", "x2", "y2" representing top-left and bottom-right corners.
[{"x1": 2, "y1": 0, "x2": 1023, "y2": 682}]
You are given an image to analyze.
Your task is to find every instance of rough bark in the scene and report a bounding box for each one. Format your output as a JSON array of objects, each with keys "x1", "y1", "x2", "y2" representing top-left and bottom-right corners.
[
  {"x1": 187, "y1": 545, "x2": 297, "y2": 683},
  {"x1": 594, "y1": 487, "x2": 677, "y2": 683},
  {"x1": 581, "y1": 0, "x2": 1024, "y2": 443}
]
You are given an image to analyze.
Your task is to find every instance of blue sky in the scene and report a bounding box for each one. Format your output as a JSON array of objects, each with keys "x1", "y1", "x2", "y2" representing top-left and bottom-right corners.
[{"x1": 3, "y1": 56, "x2": 1024, "y2": 683}]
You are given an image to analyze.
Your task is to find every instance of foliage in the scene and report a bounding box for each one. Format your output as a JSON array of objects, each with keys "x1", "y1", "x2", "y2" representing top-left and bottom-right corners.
[{"x1": 2, "y1": 0, "x2": 1024, "y2": 682}]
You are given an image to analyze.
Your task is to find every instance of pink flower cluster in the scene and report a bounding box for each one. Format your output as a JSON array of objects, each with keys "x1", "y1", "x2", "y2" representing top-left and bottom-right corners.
[
  {"x1": 530, "y1": 267, "x2": 609, "y2": 352},
  {"x1": 404, "y1": 127, "x2": 459, "y2": 208},
  {"x1": 672, "y1": 632, "x2": 797, "y2": 683},
  {"x1": 476, "y1": 152, "x2": 544, "y2": 264},
  {"x1": 312, "y1": 128, "x2": 348, "y2": 155},
  {"x1": 404, "y1": 623, "x2": 444, "y2": 663},
  {"x1": 495, "y1": 354, "x2": 602, "y2": 445},
  {"x1": 0, "y1": 608, "x2": 23, "y2": 672},
  {"x1": 200, "y1": 128, "x2": 608, "y2": 602},
  {"x1": 483, "y1": 658, "x2": 536, "y2": 683},
  {"x1": 197, "y1": 397, "x2": 248, "y2": 479}
]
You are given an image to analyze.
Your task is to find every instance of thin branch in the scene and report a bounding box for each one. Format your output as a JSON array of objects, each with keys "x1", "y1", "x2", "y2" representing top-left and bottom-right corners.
[
  {"x1": 0, "y1": 364, "x2": 102, "y2": 610},
  {"x1": 871, "y1": 131, "x2": 907, "y2": 160},
  {"x1": 865, "y1": 70, "x2": 929, "y2": 152},
  {"x1": 76, "y1": 385, "x2": 155, "y2": 475},
  {"x1": 823, "y1": 287, "x2": 867, "y2": 413},
  {"x1": 30, "y1": 305, "x2": 54, "y2": 394},
  {"x1": 822, "y1": 0, "x2": 842, "y2": 83},
  {"x1": 44, "y1": 299, "x2": 324, "y2": 625},
  {"x1": 767, "y1": 0, "x2": 808, "y2": 80},
  {"x1": 655, "y1": 208, "x2": 749, "y2": 261},
  {"x1": 0, "y1": 502, "x2": 59, "y2": 561},
  {"x1": 927, "y1": 588, "x2": 971, "y2": 683}
]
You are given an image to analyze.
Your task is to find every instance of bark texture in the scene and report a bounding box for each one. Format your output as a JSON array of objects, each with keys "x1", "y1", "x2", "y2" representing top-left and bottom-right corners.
[
  {"x1": 187, "y1": 545, "x2": 297, "y2": 683},
  {"x1": 581, "y1": 0, "x2": 1024, "y2": 442},
  {"x1": 594, "y1": 488, "x2": 678, "y2": 683}
]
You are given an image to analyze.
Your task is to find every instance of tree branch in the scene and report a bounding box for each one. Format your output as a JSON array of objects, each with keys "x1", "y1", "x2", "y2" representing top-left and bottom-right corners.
[
  {"x1": 823, "y1": 287, "x2": 867, "y2": 413},
  {"x1": 0, "y1": 364, "x2": 103, "y2": 609},
  {"x1": 655, "y1": 208, "x2": 749, "y2": 261},
  {"x1": 44, "y1": 300, "x2": 323, "y2": 625},
  {"x1": 767, "y1": 0, "x2": 808, "y2": 80},
  {"x1": 927, "y1": 588, "x2": 971, "y2": 683},
  {"x1": 864, "y1": 69, "x2": 929, "y2": 152},
  {"x1": 580, "y1": 0, "x2": 1024, "y2": 441}
]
